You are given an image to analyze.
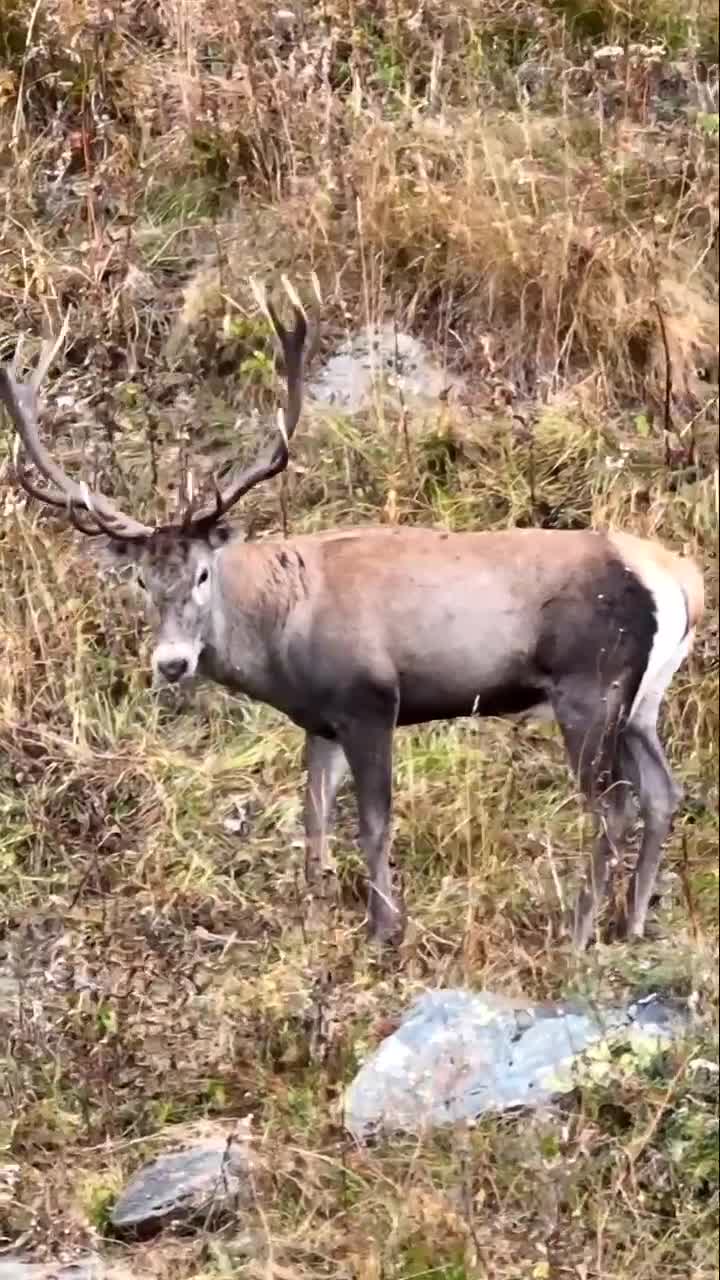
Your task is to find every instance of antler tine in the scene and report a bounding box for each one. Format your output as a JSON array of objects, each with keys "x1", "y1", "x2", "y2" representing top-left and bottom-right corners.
[
  {"x1": 189, "y1": 280, "x2": 309, "y2": 532},
  {"x1": 13, "y1": 438, "x2": 139, "y2": 537},
  {"x1": 68, "y1": 498, "x2": 110, "y2": 537},
  {"x1": 12, "y1": 440, "x2": 77, "y2": 513},
  {"x1": 10, "y1": 335, "x2": 25, "y2": 378},
  {"x1": 0, "y1": 324, "x2": 153, "y2": 541},
  {"x1": 32, "y1": 311, "x2": 71, "y2": 394}
]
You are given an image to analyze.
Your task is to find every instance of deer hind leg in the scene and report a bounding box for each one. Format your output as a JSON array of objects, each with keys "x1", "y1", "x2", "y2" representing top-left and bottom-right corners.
[
  {"x1": 616, "y1": 713, "x2": 683, "y2": 940},
  {"x1": 614, "y1": 629, "x2": 688, "y2": 939},
  {"x1": 550, "y1": 679, "x2": 632, "y2": 949},
  {"x1": 303, "y1": 733, "x2": 348, "y2": 888}
]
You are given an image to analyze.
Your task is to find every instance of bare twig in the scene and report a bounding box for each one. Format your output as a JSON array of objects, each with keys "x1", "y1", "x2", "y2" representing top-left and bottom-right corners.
[
  {"x1": 678, "y1": 832, "x2": 700, "y2": 943},
  {"x1": 652, "y1": 297, "x2": 673, "y2": 468}
]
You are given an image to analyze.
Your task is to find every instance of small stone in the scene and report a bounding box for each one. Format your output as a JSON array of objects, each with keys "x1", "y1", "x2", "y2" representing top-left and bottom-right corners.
[
  {"x1": 222, "y1": 795, "x2": 250, "y2": 837},
  {"x1": 54, "y1": 1257, "x2": 105, "y2": 1280},
  {"x1": 110, "y1": 1140, "x2": 249, "y2": 1239},
  {"x1": 594, "y1": 44, "x2": 624, "y2": 64},
  {"x1": 0, "y1": 1258, "x2": 121, "y2": 1280},
  {"x1": 0, "y1": 1262, "x2": 46, "y2": 1280}
]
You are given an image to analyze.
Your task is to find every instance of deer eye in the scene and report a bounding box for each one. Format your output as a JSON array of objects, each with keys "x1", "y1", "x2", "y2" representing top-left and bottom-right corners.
[
  {"x1": 197, "y1": 568, "x2": 209, "y2": 587},
  {"x1": 137, "y1": 575, "x2": 146, "y2": 591}
]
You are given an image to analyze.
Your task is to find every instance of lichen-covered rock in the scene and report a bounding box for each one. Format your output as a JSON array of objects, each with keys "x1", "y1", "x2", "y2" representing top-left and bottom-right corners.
[
  {"x1": 110, "y1": 1140, "x2": 249, "y2": 1239},
  {"x1": 344, "y1": 989, "x2": 692, "y2": 1140},
  {"x1": 0, "y1": 1258, "x2": 132, "y2": 1280},
  {"x1": 0, "y1": 1262, "x2": 45, "y2": 1280},
  {"x1": 308, "y1": 325, "x2": 465, "y2": 414}
]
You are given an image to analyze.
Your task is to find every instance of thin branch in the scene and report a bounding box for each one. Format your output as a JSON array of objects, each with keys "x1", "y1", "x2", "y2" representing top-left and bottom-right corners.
[{"x1": 652, "y1": 297, "x2": 673, "y2": 467}]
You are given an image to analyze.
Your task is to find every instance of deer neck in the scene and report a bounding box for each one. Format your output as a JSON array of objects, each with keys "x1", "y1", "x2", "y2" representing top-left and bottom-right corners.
[{"x1": 199, "y1": 541, "x2": 300, "y2": 702}]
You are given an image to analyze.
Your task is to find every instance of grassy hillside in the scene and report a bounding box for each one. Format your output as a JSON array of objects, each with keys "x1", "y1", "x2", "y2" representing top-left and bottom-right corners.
[{"x1": 0, "y1": 2, "x2": 718, "y2": 1277}]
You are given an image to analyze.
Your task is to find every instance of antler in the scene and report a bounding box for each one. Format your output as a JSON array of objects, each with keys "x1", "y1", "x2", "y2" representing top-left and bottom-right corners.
[
  {"x1": 0, "y1": 315, "x2": 153, "y2": 541},
  {"x1": 188, "y1": 277, "x2": 308, "y2": 535},
  {"x1": 1, "y1": 279, "x2": 309, "y2": 543}
]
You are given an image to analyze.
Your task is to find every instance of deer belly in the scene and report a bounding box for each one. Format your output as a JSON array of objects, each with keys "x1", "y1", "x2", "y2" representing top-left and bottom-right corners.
[
  {"x1": 391, "y1": 614, "x2": 545, "y2": 726},
  {"x1": 395, "y1": 675, "x2": 548, "y2": 727}
]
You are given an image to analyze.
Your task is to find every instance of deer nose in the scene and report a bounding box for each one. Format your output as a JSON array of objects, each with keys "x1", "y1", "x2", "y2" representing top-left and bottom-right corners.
[{"x1": 158, "y1": 656, "x2": 189, "y2": 683}]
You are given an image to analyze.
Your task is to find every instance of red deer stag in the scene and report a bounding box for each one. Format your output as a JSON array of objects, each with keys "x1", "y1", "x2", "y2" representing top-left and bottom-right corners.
[{"x1": 0, "y1": 287, "x2": 704, "y2": 948}]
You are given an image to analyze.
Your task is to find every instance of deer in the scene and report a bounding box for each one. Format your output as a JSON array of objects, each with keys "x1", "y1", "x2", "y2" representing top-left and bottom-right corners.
[{"x1": 0, "y1": 285, "x2": 705, "y2": 950}]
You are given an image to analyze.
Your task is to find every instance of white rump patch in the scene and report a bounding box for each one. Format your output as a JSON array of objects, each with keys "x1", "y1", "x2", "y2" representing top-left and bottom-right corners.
[{"x1": 629, "y1": 564, "x2": 689, "y2": 726}]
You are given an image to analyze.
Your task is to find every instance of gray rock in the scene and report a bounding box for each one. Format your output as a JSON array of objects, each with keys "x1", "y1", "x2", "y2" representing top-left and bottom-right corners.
[
  {"x1": 308, "y1": 325, "x2": 464, "y2": 414},
  {"x1": 0, "y1": 1263, "x2": 46, "y2": 1280},
  {"x1": 0, "y1": 1258, "x2": 114, "y2": 1280},
  {"x1": 344, "y1": 988, "x2": 692, "y2": 1140},
  {"x1": 53, "y1": 1259, "x2": 105, "y2": 1280},
  {"x1": 110, "y1": 1139, "x2": 248, "y2": 1238}
]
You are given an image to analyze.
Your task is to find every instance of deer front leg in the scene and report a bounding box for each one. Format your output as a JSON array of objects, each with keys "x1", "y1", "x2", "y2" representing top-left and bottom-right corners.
[
  {"x1": 339, "y1": 714, "x2": 404, "y2": 944},
  {"x1": 303, "y1": 733, "x2": 348, "y2": 889}
]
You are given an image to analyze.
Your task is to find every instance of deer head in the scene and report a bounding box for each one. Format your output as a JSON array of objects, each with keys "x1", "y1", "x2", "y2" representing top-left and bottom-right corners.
[{"x1": 0, "y1": 281, "x2": 308, "y2": 683}]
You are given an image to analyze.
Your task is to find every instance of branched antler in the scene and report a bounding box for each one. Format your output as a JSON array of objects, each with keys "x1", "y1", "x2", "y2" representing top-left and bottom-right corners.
[
  {"x1": 0, "y1": 314, "x2": 152, "y2": 540},
  {"x1": 188, "y1": 276, "x2": 308, "y2": 535},
  {"x1": 0, "y1": 278, "x2": 310, "y2": 542}
]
